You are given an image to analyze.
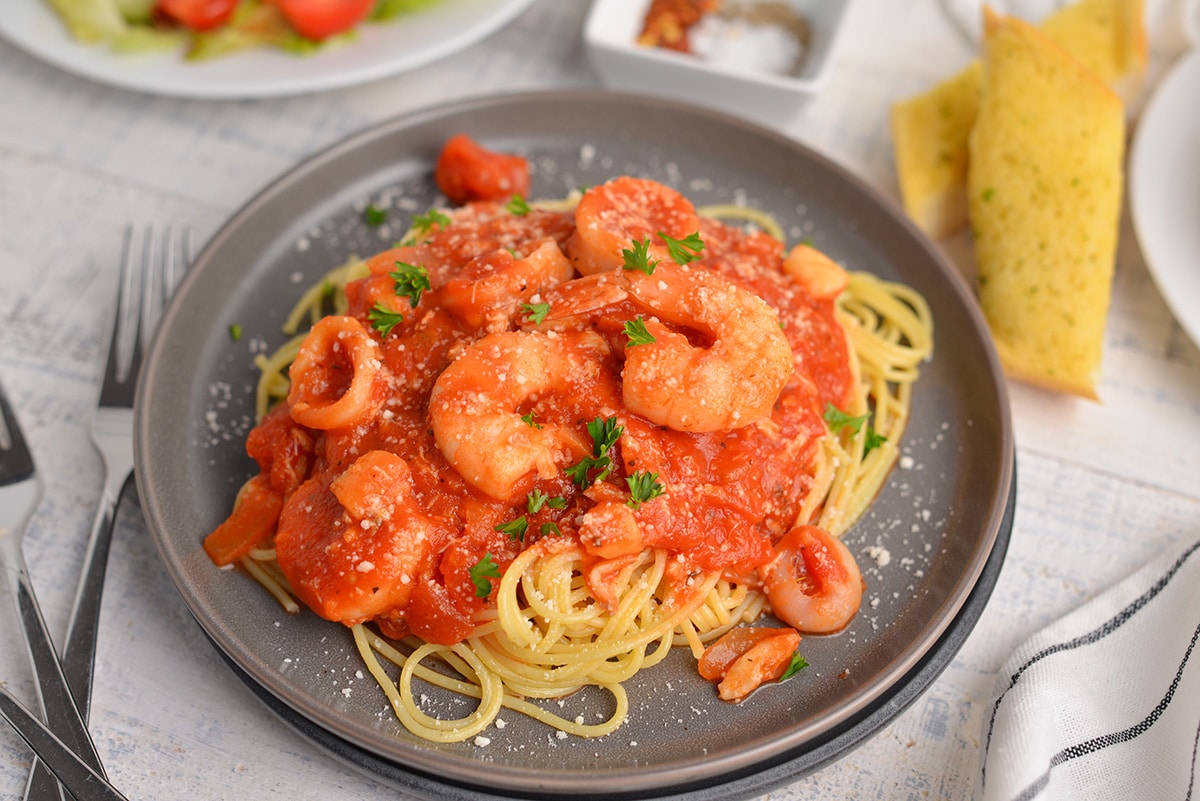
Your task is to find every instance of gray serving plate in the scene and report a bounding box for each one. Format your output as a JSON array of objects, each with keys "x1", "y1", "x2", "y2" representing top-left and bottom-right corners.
[{"x1": 135, "y1": 90, "x2": 1014, "y2": 799}]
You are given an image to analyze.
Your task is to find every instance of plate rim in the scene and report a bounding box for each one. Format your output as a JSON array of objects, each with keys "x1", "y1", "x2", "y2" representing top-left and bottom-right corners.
[
  {"x1": 135, "y1": 88, "x2": 1015, "y2": 795},
  {"x1": 1129, "y1": 47, "x2": 1200, "y2": 350},
  {"x1": 0, "y1": 0, "x2": 535, "y2": 99}
]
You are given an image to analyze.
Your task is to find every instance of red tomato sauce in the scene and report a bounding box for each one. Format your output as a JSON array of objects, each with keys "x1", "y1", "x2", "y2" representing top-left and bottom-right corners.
[{"x1": 207, "y1": 167, "x2": 855, "y2": 647}]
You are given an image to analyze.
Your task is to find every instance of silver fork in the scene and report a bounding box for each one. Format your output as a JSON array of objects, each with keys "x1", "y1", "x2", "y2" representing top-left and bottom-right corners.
[
  {"x1": 0, "y1": 686, "x2": 128, "y2": 801},
  {"x1": 21, "y1": 224, "x2": 192, "y2": 801},
  {"x1": 0, "y1": 381, "x2": 112, "y2": 801}
]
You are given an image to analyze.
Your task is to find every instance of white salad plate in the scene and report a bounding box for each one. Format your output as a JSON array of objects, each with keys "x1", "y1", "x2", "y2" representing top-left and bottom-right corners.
[
  {"x1": 0, "y1": 0, "x2": 534, "y2": 99},
  {"x1": 1130, "y1": 47, "x2": 1200, "y2": 350},
  {"x1": 135, "y1": 90, "x2": 1014, "y2": 800}
]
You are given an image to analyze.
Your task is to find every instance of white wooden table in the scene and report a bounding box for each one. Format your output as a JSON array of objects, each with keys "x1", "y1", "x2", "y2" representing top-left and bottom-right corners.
[{"x1": 1, "y1": 1, "x2": 1198, "y2": 799}]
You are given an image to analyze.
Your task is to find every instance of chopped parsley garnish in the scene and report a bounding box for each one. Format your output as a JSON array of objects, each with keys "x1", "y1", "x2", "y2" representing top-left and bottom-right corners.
[
  {"x1": 623, "y1": 316, "x2": 656, "y2": 347},
  {"x1": 540, "y1": 521, "x2": 562, "y2": 537},
  {"x1": 469, "y1": 553, "x2": 501, "y2": 598},
  {"x1": 390, "y1": 261, "x2": 430, "y2": 308},
  {"x1": 621, "y1": 237, "x2": 658, "y2": 275},
  {"x1": 824, "y1": 402, "x2": 886, "y2": 453},
  {"x1": 363, "y1": 204, "x2": 387, "y2": 226},
  {"x1": 563, "y1": 460, "x2": 593, "y2": 489},
  {"x1": 521, "y1": 411, "x2": 543, "y2": 430},
  {"x1": 412, "y1": 207, "x2": 450, "y2": 236},
  {"x1": 864, "y1": 428, "x2": 888, "y2": 454},
  {"x1": 565, "y1": 415, "x2": 624, "y2": 489},
  {"x1": 522, "y1": 301, "x2": 550, "y2": 326},
  {"x1": 506, "y1": 194, "x2": 532, "y2": 216},
  {"x1": 659, "y1": 231, "x2": 704, "y2": 264},
  {"x1": 587, "y1": 415, "x2": 623, "y2": 456},
  {"x1": 823, "y1": 403, "x2": 869, "y2": 436},
  {"x1": 228, "y1": 323, "x2": 243, "y2": 342},
  {"x1": 780, "y1": 651, "x2": 809, "y2": 681},
  {"x1": 625, "y1": 470, "x2": 664, "y2": 508},
  {"x1": 495, "y1": 516, "x2": 528, "y2": 542},
  {"x1": 527, "y1": 489, "x2": 566, "y2": 514},
  {"x1": 368, "y1": 303, "x2": 405, "y2": 337}
]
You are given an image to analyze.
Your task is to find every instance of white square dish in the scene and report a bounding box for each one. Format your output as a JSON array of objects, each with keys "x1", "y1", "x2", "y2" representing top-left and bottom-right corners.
[{"x1": 584, "y1": 0, "x2": 854, "y2": 128}]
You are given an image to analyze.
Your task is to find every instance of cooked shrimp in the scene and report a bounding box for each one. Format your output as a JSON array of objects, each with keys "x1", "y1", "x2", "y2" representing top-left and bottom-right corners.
[
  {"x1": 438, "y1": 239, "x2": 575, "y2": 331},
  {"x1": 274, "y1": 450, "x2": 439, "y2": 626},
  {"x1": 698, "y1": 626, "x2": 802, "y2": 702},
  {"x1": 566, "y1": 177, "x2": 702, "y2": 275},
  {"x1": 759, "y1": 525, "x2": 864, "y2": 634},
  {"x1": 429, "y1": 329, "x2": 619, "y2": 501},
  {"x1": 782, "y1": 243, "x2": 848, "y2": 301},
  {"x1": 620, "y1": 263, "x2": 794, "y2": 432},
  {"x1": 537, "y1": 271, "x2": 631, "y2": 327}
]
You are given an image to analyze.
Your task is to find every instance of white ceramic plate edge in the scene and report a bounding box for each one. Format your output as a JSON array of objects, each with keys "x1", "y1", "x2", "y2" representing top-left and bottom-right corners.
[
  {"x1": 0, "y1": 0, "x2": 534, "y2": 99},
  {"x1": 1130, "y1": 47, "x2": 1200, "y2": 350}
]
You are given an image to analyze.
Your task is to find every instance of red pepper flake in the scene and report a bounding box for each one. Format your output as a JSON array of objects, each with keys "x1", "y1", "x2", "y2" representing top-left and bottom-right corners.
[{"x1": 637, "y1": 0, "x2": 720, "y2": 52}]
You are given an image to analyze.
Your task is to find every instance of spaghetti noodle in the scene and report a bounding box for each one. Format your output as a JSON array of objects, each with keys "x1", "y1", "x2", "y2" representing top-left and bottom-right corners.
[{"x1": 203, "y1": 143, "x2": 933, "y2": 743}]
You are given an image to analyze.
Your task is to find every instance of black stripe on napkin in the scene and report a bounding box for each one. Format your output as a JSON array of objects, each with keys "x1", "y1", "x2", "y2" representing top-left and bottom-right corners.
[
  {"x1": 981, "y1": 538, "x2": 1200, "y2": 790},
  {"x1": 1010, "y1": 617, "x2": 1199, "y2": 801},
  {"x1": 1188, "y1": 715, "x2": 1200, "y2": 801}
]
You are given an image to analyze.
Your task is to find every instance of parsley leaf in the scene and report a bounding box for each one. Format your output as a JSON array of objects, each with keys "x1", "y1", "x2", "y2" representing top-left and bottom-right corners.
[
  {"x1": 368, "y1": 302, "x2": 405, "y2": 337},
  {"x1": 565, "y1": 415, "x2": 624, "y2": 489},
  {"x1": 412, "y1": 207, "x2": 450, "y2": 236},
  {"x1": 521, "y1": 411, "x2": 543, "y2": 430},
  {"x1": 625, "y1": 470, "x2": 664, "y2": 508},
  {"x1": 495, "y1": 516, "x2": 528, "y2": 542},
  {"x1": 228, "y1": 323, "x2": 243, "y2": 342},
  {"x1": 564, "y1": 457, "x2": 608, "y2": 489},
  {"x1": 659, "y1": 231, "x2": 704, "y2": 265},
  {"x1": 363, "y1": 204, "x2": 387, "y2": 227},
  {"x1": 527, "y1": 489, "x2": 565, "y2": 514},
  {"x1": 469, "y1": 553, "x2": 502, "y2": 598},
  {"x1": 779, "y1": 650, "x2": 809, "y2": 681},
  {"x1": 823, "y1": 403, "x2": 869, "y2": 436},
  {"x1": 522, "y1": 301, "x2": 550, "y2": 326},
  {"x1": 540, "y1": 521, "x2": 562, "y2": 537},
  {"x1": 864, "y1": 427, "x2": 888, "y2": 454},
  {"x1": 623, "y1": 316, "x2": 656, "y2": 347},
  {"x1": 621, "y1": 238, "x2": 658, "y2": 275},
  {"x1": 586, "y1": 415, "x2": 624, "y2": 456},
  {"x1": 390, "y1": 261, "x2": 430, "y2": 309},
  {"x1": 506, "y1": 194, "x2": 531, "y2": 216}
]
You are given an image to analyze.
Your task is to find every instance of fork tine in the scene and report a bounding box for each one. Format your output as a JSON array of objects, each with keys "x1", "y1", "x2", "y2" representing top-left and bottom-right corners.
[
  {"x1": 108, "y1": 225, "x2": 142, "y2": 387},
  {"x1": 106, "y1": 225, "x2": 192, "y2": 394},
  {"x1": 138, "y1": 225, "x2": 192, "y2": 378},
  {"x1": 0, "y1": 382, "x2": 32, "y2": 471},
  {"x1": 182, "y1": 227, "x2": 195, "y2": 276},
  {"x1": 137, "y1": 226, "x2": 160, "y2": 369},
  {"x1": 161, "y1": 225, "x2": 191, "y2": 301},
  {"x1": 0, "y1": 385, "x2": 13, "y2": 452}
]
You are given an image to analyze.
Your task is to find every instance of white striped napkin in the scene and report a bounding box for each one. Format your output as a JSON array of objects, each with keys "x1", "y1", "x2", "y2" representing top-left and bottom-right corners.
[{"x1": 978, "y1": 536, "x2": 1200, "y2": 801}]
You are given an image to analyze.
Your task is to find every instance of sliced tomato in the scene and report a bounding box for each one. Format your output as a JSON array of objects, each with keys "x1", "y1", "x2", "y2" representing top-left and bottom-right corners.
[
  {"x1": 435, "y1": 134, "x2": 532, "y2": 205},
  {"x1": 155, "y1": 0, "x2": 239, "y2": 31},
  {"x1": 274, "y1": 0, "x2": 375, "y2": 39},
  {"x1": 202, "y1": 475, "x2": 284, "y2": 567}
]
